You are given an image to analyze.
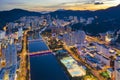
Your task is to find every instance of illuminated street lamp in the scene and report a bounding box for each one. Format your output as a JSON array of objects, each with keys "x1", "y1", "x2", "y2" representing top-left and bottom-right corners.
[
  {"x1": 3, "y1": 26, "x2": 7, "y2": 31},
  {"x1": 1, "y1": 59, "x2": 6, "y2": 68},
  {"x1": 0, "y1": 52, "x2": 2, "y2": 57}
]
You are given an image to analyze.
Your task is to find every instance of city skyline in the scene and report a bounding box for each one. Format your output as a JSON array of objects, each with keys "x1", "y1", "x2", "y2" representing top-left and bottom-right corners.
[
  {"x1": 0, "y1": 4, "x2": 120, "y2": 79},
  {"x1": 0, "y1": 0, "x2": 120, "y2": 11}
]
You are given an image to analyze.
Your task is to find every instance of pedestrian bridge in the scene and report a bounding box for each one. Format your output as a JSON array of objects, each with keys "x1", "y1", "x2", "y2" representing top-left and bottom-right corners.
[{"x1": 29, "y1": 50, "x2": 52, "y2": 56}]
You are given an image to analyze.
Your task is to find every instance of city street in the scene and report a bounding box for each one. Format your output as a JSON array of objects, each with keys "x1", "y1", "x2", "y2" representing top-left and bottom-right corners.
[{"x1": 18, "y1": 30, "x2": 30, "y2": 80}]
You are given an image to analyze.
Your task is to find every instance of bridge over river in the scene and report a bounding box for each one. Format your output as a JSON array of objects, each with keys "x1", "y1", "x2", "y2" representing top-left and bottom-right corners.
[{"x1": 28, "y1": 33, "x2": 69, "y2": 80}]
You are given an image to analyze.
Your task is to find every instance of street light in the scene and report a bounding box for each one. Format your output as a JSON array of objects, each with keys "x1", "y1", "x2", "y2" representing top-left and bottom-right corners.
[{"x1": 1, "y1": 59, "x2": 6, "y2": 68}]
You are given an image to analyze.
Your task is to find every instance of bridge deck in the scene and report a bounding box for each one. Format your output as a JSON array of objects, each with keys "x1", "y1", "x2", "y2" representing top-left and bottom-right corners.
[{"x1": 29, "y1": 50, "x2": 52, "y2": 56}]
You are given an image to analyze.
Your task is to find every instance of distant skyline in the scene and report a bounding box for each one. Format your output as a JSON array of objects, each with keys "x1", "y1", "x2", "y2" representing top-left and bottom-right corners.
[{"x1": 0, "y1": 0, "x2": 120, "y2": 11}]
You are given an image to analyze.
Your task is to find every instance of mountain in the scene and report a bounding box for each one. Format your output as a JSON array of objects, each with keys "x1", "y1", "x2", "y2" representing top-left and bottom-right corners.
[
  {"x1": 0, "y1": 4, "x2": 120, "y2": 31},
  {"x1": 0, "y1": 9, "x2": 41, "y2": 30},
  {"x1": 48, "y1": 9, "x2": 93, "y2": 19},
  {"x1": 40, "y1": 11, "x2": 51, "y2": 14},
  {"x1": 82, "y1": 5, "x2": 120, "y2": 35},
  {"x1": 48, "y1": 4, "x2": 120, "y2": 35},
  {"x1": 94, "y1": 4, "x2": 120, "y2": 20},
  {"x1": 49, "y1": 4, "x2": 120, "y2": 19}
]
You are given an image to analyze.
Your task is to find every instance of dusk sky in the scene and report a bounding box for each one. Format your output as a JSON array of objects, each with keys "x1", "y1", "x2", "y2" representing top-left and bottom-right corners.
[{"x1": 0, "y1": 0, "x2": 120, "y2": 11}]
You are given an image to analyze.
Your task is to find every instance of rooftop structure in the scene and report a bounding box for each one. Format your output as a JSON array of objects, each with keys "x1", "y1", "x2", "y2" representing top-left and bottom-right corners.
[{"x1": 61, "y1": 56, "x2": 86, "y2": 77}]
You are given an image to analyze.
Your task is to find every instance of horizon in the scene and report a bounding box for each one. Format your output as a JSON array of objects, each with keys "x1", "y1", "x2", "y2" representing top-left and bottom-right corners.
[
  {"x1": 0, "y1": 4, "x2": 120, "y2": 12},
  {"x1": 0, "y1": 0, "x2": 120, "y2": 12}
]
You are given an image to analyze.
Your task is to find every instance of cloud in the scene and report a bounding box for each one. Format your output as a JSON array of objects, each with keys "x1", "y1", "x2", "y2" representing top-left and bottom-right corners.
[
  {"x1": 29, "y1": 2, "x2": 111, "y2": 11},
  {"x1": 0, "y1": 0, "x2": 119, "y2": 11},
  {"x1": 41, "y1": 0, "x2": 106, "y2": 8},
  {"x1": 40, "y1": 0, "x2": 91, "y2": 8},
  {"x1": 5, "y1": 1, "x2": 26, "y2": 6}
]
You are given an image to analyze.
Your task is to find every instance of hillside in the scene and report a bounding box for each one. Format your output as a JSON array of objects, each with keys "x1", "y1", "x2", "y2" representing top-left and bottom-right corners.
[
  {"x1": 0, "y1": 5, "x2": 120, "y2": 33},
  {"x1": 0, "y1": 9, "x2": 41, "y2": 29}
]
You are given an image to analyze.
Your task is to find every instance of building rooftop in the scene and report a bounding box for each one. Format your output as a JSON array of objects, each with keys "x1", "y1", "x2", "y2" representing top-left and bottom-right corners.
[
  {"x1": 107, "y1": 68, "x2": 113, "y2": 72},
  {"x1": 96, "y1": 43, "x2": 109, "y2": 49},
  {"x1": 86, "y1": 54, "x2": 100, "y2": 64},
  {"x1": 117, "y1": 68, "x2": 120, "y2": 73},
  {"x1": 56, "y1": 49, "x2": 67, "y2": 54},
  {"x1": 61, "y1": 56, "x2": 86, "y2": 77},
  {"x1": 116, "y1": 56, "x2": 120, "y2": 61}
]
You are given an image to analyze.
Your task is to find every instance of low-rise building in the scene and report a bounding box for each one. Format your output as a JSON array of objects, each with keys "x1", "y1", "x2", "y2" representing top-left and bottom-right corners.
[
  {"x1": 0, "y1": 31, "x2": 6, "y2": 40},
  {"x1": 115, "y1": 69, "x2": 120, "y2": 80}
]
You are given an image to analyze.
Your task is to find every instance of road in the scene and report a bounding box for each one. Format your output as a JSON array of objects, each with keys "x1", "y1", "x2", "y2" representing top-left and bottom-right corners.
[
  {"x1": 18, "y1": 30, "x2": 30, "y2": 80},
  {"x1": 86, "y1": 35, "x2": 120, "y2": 54},
  {"x1": 86, "y1": 36, "x2": 107, "y2": 44}
]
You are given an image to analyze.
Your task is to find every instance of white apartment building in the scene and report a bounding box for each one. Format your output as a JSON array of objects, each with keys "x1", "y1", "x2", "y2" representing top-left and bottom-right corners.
[{"x1": 0, "y1": 31, "x2": 6, "y2": 40}]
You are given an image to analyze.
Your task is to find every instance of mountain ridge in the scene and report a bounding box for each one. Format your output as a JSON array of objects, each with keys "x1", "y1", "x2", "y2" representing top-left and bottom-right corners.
[
  {"x1": 0, "y1": 9, "x2": 42, "y2": 29},
  {"x1": 0, "y1": 4, "x2": 120, "y2": 30}
]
